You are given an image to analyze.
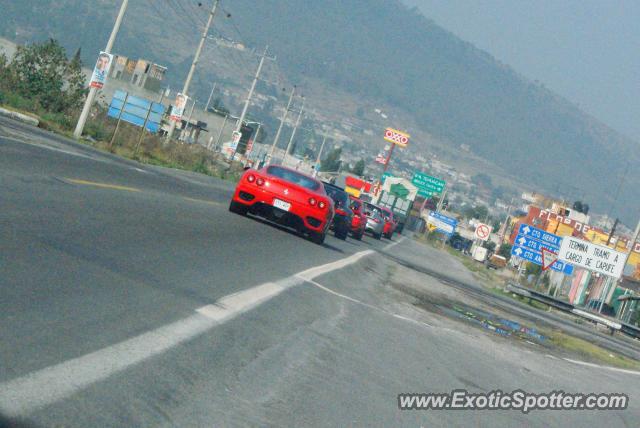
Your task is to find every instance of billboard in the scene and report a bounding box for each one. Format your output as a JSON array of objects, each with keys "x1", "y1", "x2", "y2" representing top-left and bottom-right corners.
[
  {"x1": 89, "y1": 51, "x2": 113, "y2": 89},
  {"x1": 107, "y1": 90, "x2": 165, "y2": 133},
  {"x1": 383, "y1": 128, "x2": 410, "y2": 148},
  {"x1": 170, "y1": 93, "x2": 189, "y2": 122}
]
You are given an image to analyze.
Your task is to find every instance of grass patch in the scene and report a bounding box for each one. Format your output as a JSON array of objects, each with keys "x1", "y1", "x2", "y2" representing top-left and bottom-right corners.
[
  {"x1": 1, "y1": 100, "x2": 245, "y2": 183},
  {"x1": 545, "y1": 329, "x2": 640, "y2": 370}
]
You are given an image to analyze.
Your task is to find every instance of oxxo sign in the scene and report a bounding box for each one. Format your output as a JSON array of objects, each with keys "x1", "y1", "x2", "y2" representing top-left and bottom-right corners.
[
  {"x1": 559, "y1": 237, "x2": 627, "y2": 279},
  {"x1": 384, "y1": 128, "x2": 410, "y2": 148}
]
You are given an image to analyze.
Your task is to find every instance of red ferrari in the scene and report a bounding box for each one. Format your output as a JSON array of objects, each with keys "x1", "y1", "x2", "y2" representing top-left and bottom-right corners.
[
  {"x1": 348, "y1": 195, "x2": 366, "y2": 240},
  {"x1": 379, "y1": 206, "x2": 396, "y2": 239},
  {"x1": 229, "y1": 165, "x2": 334, "y2": 244}
]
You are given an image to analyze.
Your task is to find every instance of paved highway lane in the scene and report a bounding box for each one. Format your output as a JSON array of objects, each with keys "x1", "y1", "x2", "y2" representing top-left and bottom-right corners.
[
  {"x1": 0, "y1": 130, "x2": 388, "y2": 381},
  {"x1": 1, "y1": 121, "x2": 639, "y2": 427}
]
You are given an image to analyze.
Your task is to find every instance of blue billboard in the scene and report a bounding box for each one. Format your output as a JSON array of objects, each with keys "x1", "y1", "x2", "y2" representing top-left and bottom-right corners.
[{"x1": 108, "y1": 90, "x2": 165, "y2": 133}]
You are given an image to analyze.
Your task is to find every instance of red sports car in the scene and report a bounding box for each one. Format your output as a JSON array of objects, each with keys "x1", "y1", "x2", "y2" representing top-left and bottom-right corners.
[
  {"x1": 379, "y1": 206, "x2": 396, "y2": 239},
  {"x1": 348, "y1": 195, "x2": 366, "y2": 240},
  {"x1": 229, "y1": 165, "x2": 334, "y2": 244}
]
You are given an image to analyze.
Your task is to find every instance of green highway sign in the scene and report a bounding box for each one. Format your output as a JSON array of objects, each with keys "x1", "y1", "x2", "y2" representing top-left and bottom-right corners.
[
  {"x1": 381, "y1": 171, "x2": 394, "y2": 183},
  {"x1": 412, "y1": 171, "x2": 446, "y2": 197}
]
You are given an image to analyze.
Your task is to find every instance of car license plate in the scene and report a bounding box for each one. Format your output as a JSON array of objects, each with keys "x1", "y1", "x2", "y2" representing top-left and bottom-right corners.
[{"x1": 273, "y1": 198, "x2": 291, "y2": 211}]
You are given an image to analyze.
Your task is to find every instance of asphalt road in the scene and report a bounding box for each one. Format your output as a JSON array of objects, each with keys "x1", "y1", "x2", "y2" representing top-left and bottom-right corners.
[{"x1": 1, "y1": 118, "x2": 638, "y2": 427}]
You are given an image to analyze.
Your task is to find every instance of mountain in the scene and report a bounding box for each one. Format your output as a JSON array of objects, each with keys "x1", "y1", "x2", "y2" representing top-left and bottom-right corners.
[{"x1": 1, "y1": 0, "x2": 638, "y2": 222}]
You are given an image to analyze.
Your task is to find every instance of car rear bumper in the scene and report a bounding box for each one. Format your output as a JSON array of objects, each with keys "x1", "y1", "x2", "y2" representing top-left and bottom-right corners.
[
  {"x1": 232, "y1": 184, "x2": 330, "y2": 232},
  {"x1": 365, "y1": 219, "x2": 384, "y2": 234}
]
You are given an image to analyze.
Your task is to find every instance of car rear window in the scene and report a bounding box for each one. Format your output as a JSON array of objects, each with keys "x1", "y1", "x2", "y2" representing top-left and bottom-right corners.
[
  {"x1": 266, "y1": 166, "x2": 320, "y2": 191},
  {"x1": 364, "y1": 203, "x2": 382, "y2": 216},
  {"x1": 323, "y1": 185, "x2": 349, "y2": 206}
]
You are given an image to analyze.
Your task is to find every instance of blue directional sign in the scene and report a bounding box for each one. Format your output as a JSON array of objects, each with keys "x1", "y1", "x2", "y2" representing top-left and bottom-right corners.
[
  {"x1": 108, "y1": 90, "x2": 165, "y2": 133},
  {"x1": 517, "y1": 224, "x2": 561, "y2": 249},
  {"x1": 511, "y1": 245, "x2": 574, "y2": 275},
  {"x1": 513, "y1": 235, "x2": 559, "y2": 253},
  {"x1": 427, "y1": 211, "x2": 458, "y2": 237}
]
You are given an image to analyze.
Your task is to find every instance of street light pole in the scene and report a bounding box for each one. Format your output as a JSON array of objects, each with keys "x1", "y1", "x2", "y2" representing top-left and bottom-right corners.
[
  {"x1": 73, "y1": 0, "x2": 129, "y2": 139},
  {"x1": 205, "y1": 81, "x2": 217, "y2": 112},
  {"x1": 230, "y1": 45, "x2": 271, "y2": 161},
  {"x1": 313, "y1": 134, "x2": 327, "y2": 177},
  {"x1": 282, "y1": 96, "x2": 304, "y2": 165},
  {"x1": 166, "y1": 0, "x2": 220, "y2": 142},
  {"x1": 267, "y1": 86, "x2": 295, "y2": 163}
]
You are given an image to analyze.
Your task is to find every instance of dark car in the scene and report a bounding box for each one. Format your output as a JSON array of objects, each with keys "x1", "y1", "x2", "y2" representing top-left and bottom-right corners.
[{"x1": 322, "y1": 182, "x2": 353, "y2": 240}]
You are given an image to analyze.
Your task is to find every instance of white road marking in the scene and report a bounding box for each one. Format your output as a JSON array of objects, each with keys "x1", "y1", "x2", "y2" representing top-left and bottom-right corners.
[
  {"x1": 0, "y1": 249, "x2": 384, "y2": 417},
  {"x1": 561, "y1": 357, "x2": 640, "y2": 376},
  {"x1": 0, "y1": 133, "x2": 92, "y2": 159},
  {"x1": 300, "y1": 277, "x2": 434, "y2": 329}
]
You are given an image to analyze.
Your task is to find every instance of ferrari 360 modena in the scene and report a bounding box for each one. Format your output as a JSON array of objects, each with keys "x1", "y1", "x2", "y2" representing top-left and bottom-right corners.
[{"x1": 229, "y1": 165, "x2": 335, "y2": 244}]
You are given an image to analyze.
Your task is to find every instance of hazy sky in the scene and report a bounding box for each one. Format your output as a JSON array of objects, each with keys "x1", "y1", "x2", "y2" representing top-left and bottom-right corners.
[{"x1": 404, "y1": 0, "x2": 640, "y2": 142}]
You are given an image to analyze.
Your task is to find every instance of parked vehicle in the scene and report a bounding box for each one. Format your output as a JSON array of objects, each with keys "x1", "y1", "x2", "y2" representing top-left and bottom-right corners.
[
  {"x1": 321, "y1": 181, "x2": 353, "y2": 240},
  {"x1": 229, "y1": 165, "x2": 334, "y2": 244},
  {"x1": 472, "y1": 246, "x2": 489, "y2": 263},
  {"x1": 363, "y1": 202, "x2": 384, "y2": 240},
  {"x1": 348, "y1": 195, "x2": 366, "y2": 240},
  {"x1": 447, "y1": 233, "x2": 473, "y2": 253},
  {"x1": 487, "y1": 254, "x2": 507, "y2": 270}
]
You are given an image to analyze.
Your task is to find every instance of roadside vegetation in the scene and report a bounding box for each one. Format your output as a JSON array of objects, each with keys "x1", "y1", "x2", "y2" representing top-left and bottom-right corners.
[
  {"x1": 0, "y1": 39, "x2": 243, "y2": 182},
  {"x1": 413, "y1": 232, "x2": 640, "y2": 369}
]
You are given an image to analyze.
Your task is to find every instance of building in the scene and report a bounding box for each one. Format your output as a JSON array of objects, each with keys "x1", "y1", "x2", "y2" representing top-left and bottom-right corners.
[{"x1": 109, "y1": 55, "x2": 167, "y2": 93}]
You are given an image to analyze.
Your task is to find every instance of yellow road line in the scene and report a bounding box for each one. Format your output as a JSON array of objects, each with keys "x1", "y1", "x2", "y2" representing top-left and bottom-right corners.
[
  {"x1": 183, "y1": 197, "x2": 223, "y2": 206},
  {"x1": 65, "y1": 178, "x2": 140, "y2": 192}
]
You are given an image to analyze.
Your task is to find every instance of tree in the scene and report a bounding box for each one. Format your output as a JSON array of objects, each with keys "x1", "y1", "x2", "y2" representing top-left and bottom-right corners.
[
  {"x1": 351, "y1": 158, "x2": 365, "y2": 176},
  {"x1": 573, "y1": 201, "x2": 590, "y2": 215},
  {"x1": 4, "y1": 39, "x2": 85, "y2": 113},
  {"x1": 473, "y1": 173, "x2": 493, "y2": 189},
  {"x1": 498, "y1": 243, "x2": 512, "y2": 260},
  {"x1": 320, "y1": 147, "x2": 342, "y2": 172}
]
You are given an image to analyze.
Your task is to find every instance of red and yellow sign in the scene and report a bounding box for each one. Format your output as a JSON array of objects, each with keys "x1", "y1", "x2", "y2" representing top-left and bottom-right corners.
[{"x1": 384, "y1": 128, "x2": 410, "y2": 148}]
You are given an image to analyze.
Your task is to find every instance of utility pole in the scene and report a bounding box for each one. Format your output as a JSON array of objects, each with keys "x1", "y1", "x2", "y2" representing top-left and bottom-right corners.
[
  {"x1": 73, "y1": 0, "x2": 129, "y2": 139},
  {"x1": 267, "y1": 86, "x2": 295, "y2": 163},
  {"x1": 313, "y1": 134, "x2": 328, "y2": 177},
  {"x1": 230, "y1": 45, "x2": 273, "y2": 161},
  {"x1": 166, "y1": 0, "x2": 220, "y2": 142},
  {"x1": 205, "y1": 81, "x2": 217, "y2": 112},
  {"x1": 282, "y1": 97, "x2": 305, "y2": 165},
  {"x1": 182, "y1": 98, "x2": 197, "y2": 142}
]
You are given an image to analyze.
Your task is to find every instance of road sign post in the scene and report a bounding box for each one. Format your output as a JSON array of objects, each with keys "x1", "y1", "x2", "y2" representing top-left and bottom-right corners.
[
  {"x1": 474, "y1": 223, "x2": 492, "y2": 241},
  {"x1": 511, "y1": 224, "x2": 573, "y2": 275},
  {"x1": 412, "y1": 171, "x2": 445, "y2": 198},
  {"x1": 558, "y1": 236, "x2": 626, "y2": 279}
]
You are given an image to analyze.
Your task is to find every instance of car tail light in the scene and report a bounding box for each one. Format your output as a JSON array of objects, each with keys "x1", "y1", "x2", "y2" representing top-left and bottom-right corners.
[
  {"x1": 318, "y1": 200, "x2": 327, "y2": 209},
  {"x1": 256, "y1": 177, "x2": 265, "y2": 186},
  {"x1": 308, "y1": 197, "x2": 317, "y2": 206},
  {"x1": 247, "y1": 174, "x2": 256, "y2": 183}
]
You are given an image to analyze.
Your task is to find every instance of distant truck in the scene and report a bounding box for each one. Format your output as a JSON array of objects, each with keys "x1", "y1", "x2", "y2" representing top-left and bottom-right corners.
[
  {"x1": 486, "y1": 254, "x2": 507, "y2": 270},
  {"x1": 472, "y1": 246, "x2": 489, "y2": 263},
  {"x1": 375, "y1": 177, "x2": 418, "y2": 234}
]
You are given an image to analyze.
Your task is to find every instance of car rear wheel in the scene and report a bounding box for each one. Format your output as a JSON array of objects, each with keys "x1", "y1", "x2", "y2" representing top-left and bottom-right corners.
[
  {"x1": 374, "y1": 232, "x2": 382, "y2": 240},
  {"x1": 309, "y1": 230, "x2": 326, "y2": 245},
  {"x1": 229, "y1": 200, "x2": 249, "y2": 215},
  {"x1": 335, "y1": 226, "x2": 348, "y2": 240}
]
